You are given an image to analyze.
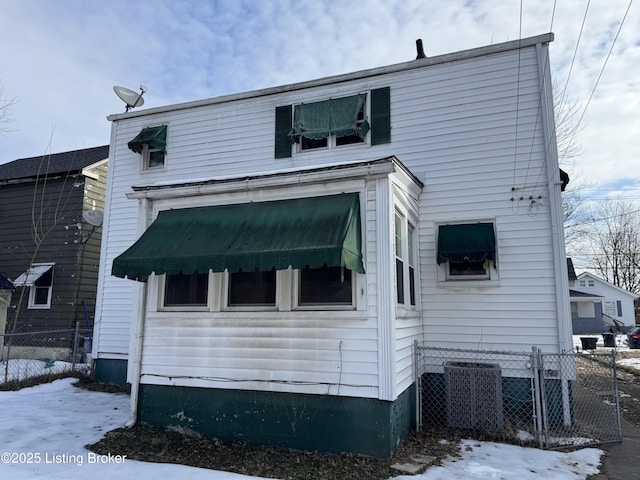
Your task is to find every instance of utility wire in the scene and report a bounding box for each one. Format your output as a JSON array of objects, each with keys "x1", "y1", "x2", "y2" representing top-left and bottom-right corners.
[{"x1": 575, "y1": 0, "x2": 634, "y2": 128}]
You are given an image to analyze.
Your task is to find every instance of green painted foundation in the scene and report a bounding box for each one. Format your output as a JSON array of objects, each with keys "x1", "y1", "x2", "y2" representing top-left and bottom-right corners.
[
  {"x1": 137, "y1": 383, "x2": 416, "y2": 459},
  {"x1": 94, "y1": 359, "x2": 128, "y2": 385}
]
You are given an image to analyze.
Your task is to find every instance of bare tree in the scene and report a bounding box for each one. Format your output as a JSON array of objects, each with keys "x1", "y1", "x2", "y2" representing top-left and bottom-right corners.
[
  {"x1": 3, "y1": 148, "x2": 84, "y2": 382},
  {"x1": 0, "y1": 79, "x2": 17, "y2": 135},
  {"x1": 583, "y1": 199, "x2": 640, "y2": 294}
]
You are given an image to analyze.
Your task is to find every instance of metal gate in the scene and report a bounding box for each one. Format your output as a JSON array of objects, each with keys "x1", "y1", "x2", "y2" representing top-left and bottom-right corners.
[{"x1": 414, "y1": 342, "x2": 621, "y2": 449}]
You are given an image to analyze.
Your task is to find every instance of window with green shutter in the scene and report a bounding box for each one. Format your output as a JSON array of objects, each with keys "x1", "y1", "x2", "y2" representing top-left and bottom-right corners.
[{"x1": 273, "y1": 87, "x2": 391, "y2": 157}]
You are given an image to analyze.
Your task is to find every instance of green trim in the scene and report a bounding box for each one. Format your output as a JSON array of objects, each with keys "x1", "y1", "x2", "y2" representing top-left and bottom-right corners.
[
  {"x1": 112, "y1": 193, "x2": 365, "y2": 281},
  {"x1": 137, "y1": 384, "x2": 415, "y2": 458},
  {"x1": 274, "y1": 105, "x2": 292, "y2": 158},
  {"x1": 370, "y1": 87, "x2": 391, "y2": 145},
  {"x1": 94, "y1": 359, "x2": 128, "y2": 385}
]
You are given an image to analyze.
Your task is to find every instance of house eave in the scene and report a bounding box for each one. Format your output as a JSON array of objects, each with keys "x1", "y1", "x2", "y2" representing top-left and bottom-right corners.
[
  {"x1": 125, "y1": 156, "x2": 420, "y2": 201},
  {"x1": 107, "y1": 33, "x2": 554, "y2": 122}
]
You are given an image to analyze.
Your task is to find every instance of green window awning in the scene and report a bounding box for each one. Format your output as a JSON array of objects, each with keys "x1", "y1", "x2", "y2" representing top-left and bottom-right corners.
[
  {"x1": 127, "y1": 125, "x2": 167, "y2": 154},
  {"x1": 290, "y1": 94, "x2": 369, "y2": 141},
  {"x1": 112, "y1": 193, "x2": 365, "y2": 281},
  {"x1": 437, "y1": 223, "x2": 496, "y2": 265}
]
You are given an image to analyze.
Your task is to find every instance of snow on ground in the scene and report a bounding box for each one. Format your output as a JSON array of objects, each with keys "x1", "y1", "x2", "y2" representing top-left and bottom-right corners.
[
  {"x1": 618, "y1": 357, "x2": 640, "y2": 373},
  {"x1": 0, "y1": 378, "x2": 604, "y2": 480},
  {"x1": 0, "y1": 359, "x2": 89, "y2": 382}
]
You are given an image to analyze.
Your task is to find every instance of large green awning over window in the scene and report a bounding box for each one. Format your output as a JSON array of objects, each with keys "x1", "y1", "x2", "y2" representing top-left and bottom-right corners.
[
  {"x1": 290, "y1": 94, "x2": 369, "y2": 141},
  {"x1": 437, "y1": 223, "x2": 496, "y2": 265},
  {"x1": 112, "y1": 193, "x2": 365, "y2": 281},
  {"x1": 127, "y1": 125, "x2": 167, "y2": 154}
]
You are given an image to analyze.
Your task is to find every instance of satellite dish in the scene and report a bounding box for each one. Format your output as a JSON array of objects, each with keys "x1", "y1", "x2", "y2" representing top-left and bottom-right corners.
[
  {"x1": 113, "y1": 85, "x2": 147, "y2": 112},
  {"x1": 83, "y1": 210, "x2": 104, "y2": 227}
]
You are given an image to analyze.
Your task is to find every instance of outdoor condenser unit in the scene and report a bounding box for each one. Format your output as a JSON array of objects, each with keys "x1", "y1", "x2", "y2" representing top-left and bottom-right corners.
[{"x1": 444, "y1": 361, "x2": 504, "y2": 431}]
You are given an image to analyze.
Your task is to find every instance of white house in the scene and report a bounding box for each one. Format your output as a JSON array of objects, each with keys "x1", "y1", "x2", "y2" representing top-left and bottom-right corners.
[
  {"x1": 570, "y1": 271, "x2": 638, "y2": 334},
  {"x1": 92, "y1": 33, "x2": 571, "y2": 458}
]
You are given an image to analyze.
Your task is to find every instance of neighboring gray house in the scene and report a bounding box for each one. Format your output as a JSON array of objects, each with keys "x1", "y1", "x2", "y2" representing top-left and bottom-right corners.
[
  {"x1": 569, "y1": 265, "x2": 638, "y2": 334},
  {"x1": 0, "y1": 146, "x2": 109, "y2": 356},
  {"x1": 93, "y1": 33, "x2": 571, "y2": 458}
]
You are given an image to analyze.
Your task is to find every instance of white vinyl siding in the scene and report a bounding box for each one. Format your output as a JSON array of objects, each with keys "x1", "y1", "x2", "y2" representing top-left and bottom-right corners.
[{"x1": 96, "y1": 36, "x2": 565, "y2": 400}]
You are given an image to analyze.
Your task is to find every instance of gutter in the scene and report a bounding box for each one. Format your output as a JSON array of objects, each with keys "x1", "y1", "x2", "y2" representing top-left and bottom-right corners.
[
  {"x1": 126, "y1": 197, "x2": 150, "y2": 427},
  {"x1": 535, "y1": 43, "x2": 572, "y2": 353}
]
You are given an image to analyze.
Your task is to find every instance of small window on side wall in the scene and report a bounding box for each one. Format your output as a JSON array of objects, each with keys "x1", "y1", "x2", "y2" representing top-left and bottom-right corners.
[
  {"x1": 29, "y1": 266, "x2": 54, "y2": 309},
  {"x1": 437, "y1": 222, "x2": 497, "y2": 282},
  {"x1": 127, "y1": 125, "x2": 167, "y2": 170}
]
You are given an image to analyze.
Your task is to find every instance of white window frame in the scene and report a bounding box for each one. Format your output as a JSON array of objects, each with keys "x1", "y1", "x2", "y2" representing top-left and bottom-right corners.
[
  {"x1": 436, "y1": 220, "x2": 500, "y2": 286},
  {"x1": 295, "y1": 94, "x2": 370, "y2": 154},
  {"x1": 27, "y1": 263, "x2": 55, "y2": 310},
  {"x1": 141, "y1": 144, "x2": 166, "y2": 171},
  {"x1": 222, "y1": 270, "x2": 279, "y2": 312},
  {"x1": 292, "y1": 267, "x2": 357, "y2": 311},
  {"x1": 603, "y1": 300, "x2": 618, "y2": 317},
  {"x1": 394, "y1": 207, "x2": 419, "y2": 309},
  {"x1": 157, "y1": 271, "x2": 211, "y2": 312}
]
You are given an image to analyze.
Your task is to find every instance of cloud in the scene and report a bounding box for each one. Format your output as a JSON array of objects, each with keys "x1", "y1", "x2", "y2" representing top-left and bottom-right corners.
[{"x1": 0, "y1": 0, "x2": 638, "y2": 203}]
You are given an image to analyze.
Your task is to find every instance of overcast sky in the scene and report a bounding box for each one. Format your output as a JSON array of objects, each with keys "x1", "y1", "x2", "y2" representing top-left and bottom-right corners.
[{"x1": 0, "y1": 0, "x2": 638, "y2": 202}]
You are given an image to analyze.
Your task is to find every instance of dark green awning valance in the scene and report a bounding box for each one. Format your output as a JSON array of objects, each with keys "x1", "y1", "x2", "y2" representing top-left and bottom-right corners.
[
  {"x1": 437, "y1": 223, "x2": 496, "y2": 265},
  {"x1": 127, "y1": 125, "x2": 167, "y2": 154},
  {"x1": 290, "y1": 94, "x2": 369, "y2": 141},
  {"x1": 112, "y1": 193, "x2": 365, "y2": 281}
]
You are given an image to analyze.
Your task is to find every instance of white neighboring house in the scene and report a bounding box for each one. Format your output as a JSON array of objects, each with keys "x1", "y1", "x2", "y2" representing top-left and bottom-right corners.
[
  {"x1": 92, "y1": 33, "x2": 571, "y2": 458},
  {"x1": 570, "y1": 271, "x2": 638, "y2": 334}
]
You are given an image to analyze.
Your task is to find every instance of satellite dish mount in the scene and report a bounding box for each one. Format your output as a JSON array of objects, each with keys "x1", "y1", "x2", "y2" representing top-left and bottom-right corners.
[{"x1": 113, "y1": 85, "x2": 147, "y2": 112}]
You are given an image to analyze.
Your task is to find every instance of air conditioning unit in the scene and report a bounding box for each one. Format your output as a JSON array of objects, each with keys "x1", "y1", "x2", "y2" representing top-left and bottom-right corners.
[{"x1": 445, "y1": 362, "x2": 504, "y2": 431}]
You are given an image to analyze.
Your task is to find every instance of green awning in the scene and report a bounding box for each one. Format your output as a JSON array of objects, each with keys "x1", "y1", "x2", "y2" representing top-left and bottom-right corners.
[
  {"x1": 127, "y1": 125, "x2": 167, "y2": 154},
  {"x1": 437, "y1": 223, "x2": 496, "y2": 265},
  {"x1": 112, "y1": 193, "x2": 365, "y2": 281},
  {"x1": 290, "y1": 94, "x2": 369, "y2": 141}
]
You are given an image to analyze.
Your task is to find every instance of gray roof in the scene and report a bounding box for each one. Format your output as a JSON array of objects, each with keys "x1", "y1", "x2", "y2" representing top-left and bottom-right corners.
[
  {"x1": 0, "y1": 273, "x2": 14, "y2": 290},
  {"x1": 0, "y1": 145, "x2": 109, "y2": 182}
]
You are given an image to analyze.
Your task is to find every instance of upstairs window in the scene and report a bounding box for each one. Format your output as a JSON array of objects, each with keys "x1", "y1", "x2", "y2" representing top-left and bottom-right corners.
[
  {"x1": 12, "y1": 263, "x2": 55, "y2": 309},
  {"x1": 274, "y1": 87, "x2": 391, "y2": 158},
  {"x1": 128, "y1": 125, "x2": 167, "y2": 170}
]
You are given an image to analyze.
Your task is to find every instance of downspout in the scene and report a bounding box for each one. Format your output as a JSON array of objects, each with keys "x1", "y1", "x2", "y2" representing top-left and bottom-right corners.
[
  {"x1": 536, "y1": 42, "x2": 572, "y2": 354},
  {"x1": 126, "y1": 196, "x2": 150, "y2": 427}
]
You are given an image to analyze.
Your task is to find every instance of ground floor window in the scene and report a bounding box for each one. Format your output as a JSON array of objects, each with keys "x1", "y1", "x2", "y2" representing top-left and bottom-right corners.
[
  {"x1": 299, "y1": 266, "x2": 352, "y2": 305},
  {"x1": 164, "y1": 272, "x2": 208, "y2": 306}
]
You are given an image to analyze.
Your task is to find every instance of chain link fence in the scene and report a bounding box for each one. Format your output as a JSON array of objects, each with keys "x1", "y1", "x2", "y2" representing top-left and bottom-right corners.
[
  {"x1": 415, "y1": 341, "x2": 621, "y2": 450},
  {"x1": 0, "y1": 323, "x2": 92, "y2": 388}
]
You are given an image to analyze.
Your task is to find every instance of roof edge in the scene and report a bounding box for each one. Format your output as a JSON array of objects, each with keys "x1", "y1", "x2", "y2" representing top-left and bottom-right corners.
[{"x1": 108, "y1": 33, "x2": 554, "y2": 122}]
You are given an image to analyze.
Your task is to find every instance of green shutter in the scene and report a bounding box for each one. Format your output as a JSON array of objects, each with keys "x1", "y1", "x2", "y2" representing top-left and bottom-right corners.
[
  {"x1": 370, "y1": 87, "x2": 391, "y2": 145},
  {"x1": 274, "y1": 105, "x2": 292, "y2": 158}
]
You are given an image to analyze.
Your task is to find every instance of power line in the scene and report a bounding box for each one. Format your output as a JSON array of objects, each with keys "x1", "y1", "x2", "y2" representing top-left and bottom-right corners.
[{"x1": 575, "y1": 0, "x2": 634, "y2": 128}]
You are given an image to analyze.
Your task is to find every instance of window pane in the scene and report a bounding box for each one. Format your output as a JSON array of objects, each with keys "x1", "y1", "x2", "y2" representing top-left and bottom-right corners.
[
  {"x1": 407, "y1": 224, "x2": 415, "y2": 264},
  {"x1": 395, "y1": 214, "x2": 403, "y2": 258},
  {"x1": 165, "y1": 273, "x2": 208, "y2": 306},
  {"x1": 409, "y1": 265, "x2": 416, "y2": 306},
  {"x1": 33, "y1": 287, "x2": 50, "y2": 305},
  {"x1": 449, "y1": 260, "x2": 487, "y2": 276},
  {"x1": 301, "y1": 136, "x2": 327, "y2": 150},
  {"x1": 299, "y1": 266, "x2": 352, "y2": 305},
  {"x1": 228, "y1": 270, "x2": 276, "y2": 306},
  {"x1": 396, "y1": 258, "x2": 404, "y2": 303},
  {"x1": 148, "y1": 150, "x2": 165, "y2": 168}
]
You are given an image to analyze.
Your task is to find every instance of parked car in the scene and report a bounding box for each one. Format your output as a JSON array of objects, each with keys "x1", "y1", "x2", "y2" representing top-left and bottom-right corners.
[{"x1": 627, "y1": 326, "x2": 640, "y2": 349}]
